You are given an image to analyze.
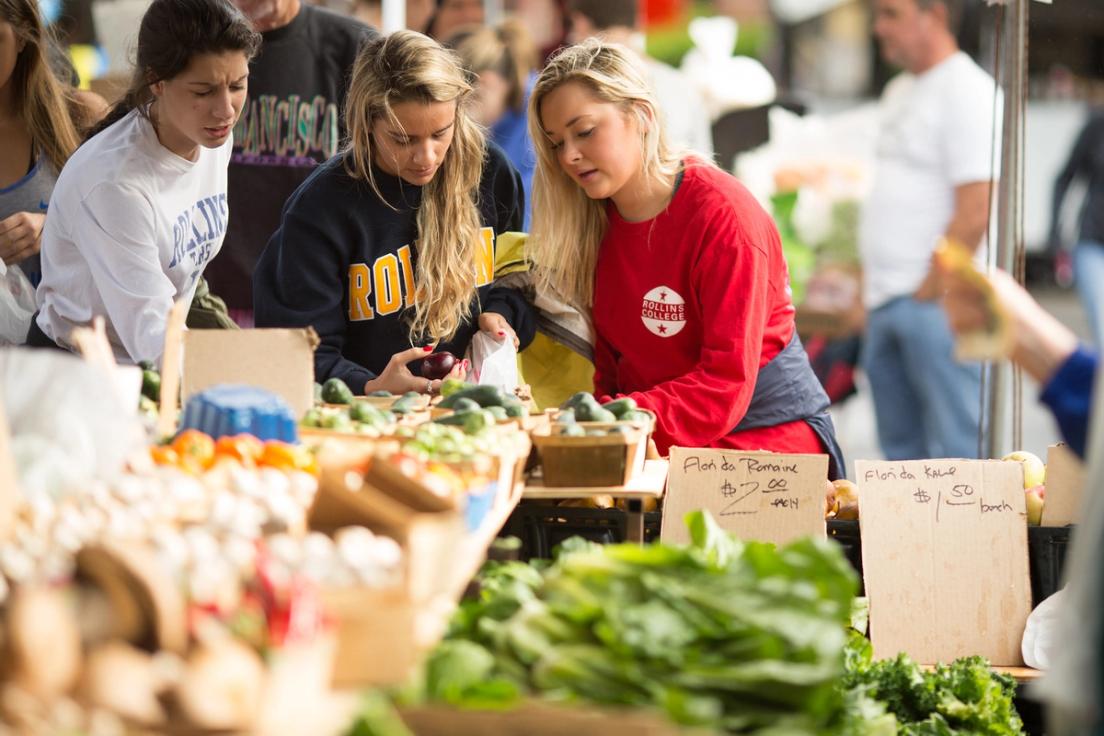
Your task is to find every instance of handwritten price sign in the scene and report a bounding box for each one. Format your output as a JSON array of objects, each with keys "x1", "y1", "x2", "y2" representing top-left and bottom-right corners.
[
  {"x1": 856, "y1": 459, "x2": 1031, "y2": 666},
  {"x1": 662, "y1": 448, "x2": 828, "y2": 546}
]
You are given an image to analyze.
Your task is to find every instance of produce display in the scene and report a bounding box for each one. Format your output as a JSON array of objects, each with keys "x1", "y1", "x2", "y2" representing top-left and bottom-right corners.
[
  {"x1": 559, "y1": 391, "x2": 653, "y2": 425},
  {"x1": 437, "y1": 384, "x2": 529, "y2": 417},
  {"x1": 409, "y1": 511, "x2": 858, "y2": 733},
  {"x1": 345, "y1": 514, "x2": 1025, "y2": 736},
  {"x1": 0, "y1": 352, "x2": 1048, "y2": 736},
  {"x1": 840, "y1": 638, "x2": 1023, "y2": 736}
]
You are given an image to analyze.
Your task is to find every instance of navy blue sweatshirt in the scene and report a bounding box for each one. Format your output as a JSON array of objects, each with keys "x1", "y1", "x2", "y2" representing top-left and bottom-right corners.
[{"x1": 253, "y1": 143, "x2": 535, "y2": 391}]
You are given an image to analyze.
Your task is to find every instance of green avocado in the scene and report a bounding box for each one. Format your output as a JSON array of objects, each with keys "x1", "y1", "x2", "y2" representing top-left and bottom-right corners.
[{"x1": 321, "y1": 377, "x2": 354, "y2": 404}]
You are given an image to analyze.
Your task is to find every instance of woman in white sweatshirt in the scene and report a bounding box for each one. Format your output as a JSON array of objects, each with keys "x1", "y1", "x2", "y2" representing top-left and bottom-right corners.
[{"x1": 27, "y1": 0, "x2": 260, "y2": 364}]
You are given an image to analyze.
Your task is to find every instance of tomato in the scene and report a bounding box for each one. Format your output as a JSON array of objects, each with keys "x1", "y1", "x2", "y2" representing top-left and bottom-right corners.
[
  {"x1": 172, "y1": 429, "x2": 216, "y2": 472},
  {"x1": 149, "y1": 445, "x2": 180, "y2": 467},
  {"x1": 215, "y1": 434, "x2": 264, "y2": 466}
]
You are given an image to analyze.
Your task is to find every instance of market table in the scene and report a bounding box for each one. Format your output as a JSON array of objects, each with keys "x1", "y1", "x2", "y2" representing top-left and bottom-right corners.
[{"x1": 522, "y1": 459, "x2": 669, "y2": 543}]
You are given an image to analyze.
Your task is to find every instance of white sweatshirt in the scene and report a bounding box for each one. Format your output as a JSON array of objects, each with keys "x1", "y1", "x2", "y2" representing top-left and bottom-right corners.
[{"x1": 35, "y1": 108, "x2": 232, "y2": 364}]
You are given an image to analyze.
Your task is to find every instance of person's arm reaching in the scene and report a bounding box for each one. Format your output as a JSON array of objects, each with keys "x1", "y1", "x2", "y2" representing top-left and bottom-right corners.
[{"x1": 939, "y1": 263, "x2": 1095, "y2": 457}]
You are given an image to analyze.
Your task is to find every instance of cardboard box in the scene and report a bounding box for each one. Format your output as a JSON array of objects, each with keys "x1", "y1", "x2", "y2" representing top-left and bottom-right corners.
[
  {"x1": 182, "y1": 328, "x2": 319, "y2": 420},
  {"x1": 310, "y1": 455, "x2": 523, "y2": 687}
]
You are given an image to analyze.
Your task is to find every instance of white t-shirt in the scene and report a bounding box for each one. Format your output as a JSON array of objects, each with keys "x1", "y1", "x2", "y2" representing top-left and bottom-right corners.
[
  {"x1": 859, "y1": 51, "x2": 1001, "y2": 309},
  {"x1": 36, "y1": 109, "x2": 232, "y2": 364},
  {"x1": 645, "y1": 57, "x2": 715, "y2": 158}
]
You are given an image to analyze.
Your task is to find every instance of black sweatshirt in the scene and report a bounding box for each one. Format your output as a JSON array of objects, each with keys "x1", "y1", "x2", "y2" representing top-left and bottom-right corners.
[
  {"x1": 1052, "y1": 111, "x2": 1104, "y2": 248},
  {"x1": 253, "y1": 142, "x2": 536, "y2": 391},
  {"x1": 207, "y1": 4, "x2": 375, "y2": 312}
]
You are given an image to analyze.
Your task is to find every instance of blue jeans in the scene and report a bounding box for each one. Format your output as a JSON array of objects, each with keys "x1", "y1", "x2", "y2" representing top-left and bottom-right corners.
[
  {"x1": 861, "y1": 296, "x2": 983, "y2": 460},
  {"x1": 1075, "y1": 240, "x2": 1104, "y2": 347}
]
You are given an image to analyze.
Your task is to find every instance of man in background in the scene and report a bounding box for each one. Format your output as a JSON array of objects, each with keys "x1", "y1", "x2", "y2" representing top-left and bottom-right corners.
[
  {"x1": 859, "y1": 0, "x2": 999, "y2": 459},
  {"x1": 203, "y1": 0, "x2": 375, "y2": 325}
]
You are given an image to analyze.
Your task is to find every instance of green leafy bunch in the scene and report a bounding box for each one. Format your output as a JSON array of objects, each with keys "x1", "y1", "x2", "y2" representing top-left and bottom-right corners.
[{"x1": 421, "y1": 511, "x2": 860, "y2": 733}]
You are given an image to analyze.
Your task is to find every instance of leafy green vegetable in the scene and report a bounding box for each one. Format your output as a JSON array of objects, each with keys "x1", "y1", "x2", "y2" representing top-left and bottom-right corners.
[
  {"x1": 423, "y1": 510, "x2": 859, "y2": 733},
  {"x1": 841, "y1": 640, "x2": 1024, "y2": 736},
  {"x1": 344, "y1": 691, "x2": 413, "y2": 736}
]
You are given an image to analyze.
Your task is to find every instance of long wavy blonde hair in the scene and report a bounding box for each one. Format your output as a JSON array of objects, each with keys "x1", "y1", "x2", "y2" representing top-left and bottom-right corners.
[
  {"x1": 527, "y1": 40, "x2": 686, "y2": 310},
  {"x1": 344, "y1": 30, "x2": 486, "y2": 342}
]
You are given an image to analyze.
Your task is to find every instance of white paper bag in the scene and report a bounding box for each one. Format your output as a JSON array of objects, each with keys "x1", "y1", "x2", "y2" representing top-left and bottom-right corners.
[{"x1": 468, "y1": 331, "x2": 518, "y2": 392}]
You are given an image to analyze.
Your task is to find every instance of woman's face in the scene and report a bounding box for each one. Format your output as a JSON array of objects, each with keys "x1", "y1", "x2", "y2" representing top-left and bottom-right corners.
[
  {"x1": 151, "y1": 50, "x2": 250, "y2": 159},
  {"x1": 538, "y1": 80, "x2": 644, "y2": 204},
  {"x1": 371, "y1": 99, "x2": 456, "y2": 186},
  {"x1": 0, "y1": 21, "x2": 24, "y2": 94},
  {"x1": 470, "y1": 69, "x2": 509, "y2": 127}
]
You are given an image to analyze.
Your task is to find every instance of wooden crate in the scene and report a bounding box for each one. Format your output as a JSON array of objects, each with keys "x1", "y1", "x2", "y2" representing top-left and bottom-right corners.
[{"x1": 531, "y1": 426, "x2": 647, "y2": 488}]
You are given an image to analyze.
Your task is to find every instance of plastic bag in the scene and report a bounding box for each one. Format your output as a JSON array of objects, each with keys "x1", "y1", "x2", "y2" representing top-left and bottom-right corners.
[
  {"x1": 680, "y1": 16, "x2": 776, "y2": 120},
  {"x1": 1022, "y1": 589, "x2": 1065, "y2": 670},
  {"x1": 468, "y1": 331, "x2": 518, "y2": 393},
  {"x1": 0, "y1": 260, "x2": 36, "y2": 345},
  {"x1": 0, "y1": 348, "x2": 146, "y2": 499}
]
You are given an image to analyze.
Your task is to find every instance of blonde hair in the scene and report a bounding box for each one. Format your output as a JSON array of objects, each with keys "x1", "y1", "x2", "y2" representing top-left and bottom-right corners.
[
  {"x1": 448, "y1": 19, "x2": 537, "y2": 113},
  {"x1": 527, "y1": 40, "x2": 686, "y2": 310},
  {"x1": 344, "y1": 30, "x2": 486, "y2": 342}
]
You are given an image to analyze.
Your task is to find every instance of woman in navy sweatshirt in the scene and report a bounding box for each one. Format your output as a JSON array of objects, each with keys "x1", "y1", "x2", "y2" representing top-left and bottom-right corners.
[{"x1": 253, "y1": 30, "x2": 535, "y2": 395}]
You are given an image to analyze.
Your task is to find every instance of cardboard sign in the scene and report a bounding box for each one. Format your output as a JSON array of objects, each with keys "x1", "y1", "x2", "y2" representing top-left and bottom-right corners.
[
  {"x1": 662, "y1": 448, "x2": 828, "y2": 546},
  {"x1": 856, "y1": 459, "x2": 1031, "y2": 665},
  {"x1": 182, "y1": 328, "x2": 319, "y2": 419},
  {"x1": 158, "y1": 300, "x2": 189, "y2": 437},
  {"x1": 1042, "y1": 444, "x2": 1085, "y2": 527}
]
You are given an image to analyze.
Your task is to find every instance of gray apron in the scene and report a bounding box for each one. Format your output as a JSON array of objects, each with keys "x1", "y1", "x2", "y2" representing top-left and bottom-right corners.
[{"x1": 733, "y1": 332, "x2": 846, "y2": 480}]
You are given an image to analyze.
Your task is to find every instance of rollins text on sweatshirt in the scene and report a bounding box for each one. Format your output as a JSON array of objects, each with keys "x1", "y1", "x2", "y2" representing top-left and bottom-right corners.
[{"x1": 253, "y1": 143, "x2": 535, "y2": 390}]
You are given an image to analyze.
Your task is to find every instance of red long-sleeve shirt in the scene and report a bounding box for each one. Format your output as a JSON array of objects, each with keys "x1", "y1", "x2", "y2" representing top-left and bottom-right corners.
[{"x1": 592, "y1": 162, "x2": 822, "y2": 456}]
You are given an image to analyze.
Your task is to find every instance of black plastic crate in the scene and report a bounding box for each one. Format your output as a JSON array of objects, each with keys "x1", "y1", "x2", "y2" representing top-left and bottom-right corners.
[
  {"x1": 1028, "y1": 525, "x2": 1073, "y2": 606},
  {"x1": 500, "y1": 502, "x2": 662, "y2": 561},
  {"x1": 828, "y1": 519, "x2": 863, "y2": 593}
]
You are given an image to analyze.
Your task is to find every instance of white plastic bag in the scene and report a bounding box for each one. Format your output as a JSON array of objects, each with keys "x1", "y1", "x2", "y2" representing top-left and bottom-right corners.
[
  {"x1": 1022, "y1": 589, "x2": 1065, "y2": 670},
  {"x1": 0, "y1": 260, "x2": 36, "y2": 345},
  {"x1": 468, "y1": 331, "x2": 518, "y2": 393},
  {"x1": 0, "y1": 348, "x2": 146, "y2": 499}
]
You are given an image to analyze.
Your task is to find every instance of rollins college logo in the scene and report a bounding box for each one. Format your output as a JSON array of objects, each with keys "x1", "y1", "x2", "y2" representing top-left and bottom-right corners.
[{"x1": 641, "y1": 286, "x2": 686, "y2": 337}]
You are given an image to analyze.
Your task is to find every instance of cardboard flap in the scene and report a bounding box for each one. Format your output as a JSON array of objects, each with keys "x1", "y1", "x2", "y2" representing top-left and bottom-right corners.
[
  {"x1": 158, "y1": 300, "x2": 189, "y2": 437},
  {"x1": 1042, "y1": 444, "x2": 1085, "y2": 526},
  {"x1": 661, "y1": 448, "x2": 828, "y2": 546},
  {"x1": 182, "y1": 328, "x2": 318, "y2": 419},
  {"x1": 856, "y1": 459, "x2": 1032, "y2": 665}
]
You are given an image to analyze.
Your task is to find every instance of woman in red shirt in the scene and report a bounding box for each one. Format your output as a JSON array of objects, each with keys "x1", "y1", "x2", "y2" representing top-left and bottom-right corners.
[{"x1": 527, "y1": 40, "x2": 844, "y2": 477}]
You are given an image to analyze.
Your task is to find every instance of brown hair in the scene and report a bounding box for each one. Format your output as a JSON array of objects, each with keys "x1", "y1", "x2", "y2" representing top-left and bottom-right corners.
[
  {"x1": 567, "y1": 0, "x2": 637, "y2": 31},
  {"x1": 89, "y1": 0, "x2": 260, "y2": 138},
  {"x1": 0, "y1": 0, "x2": 85, "y2": 172}
]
